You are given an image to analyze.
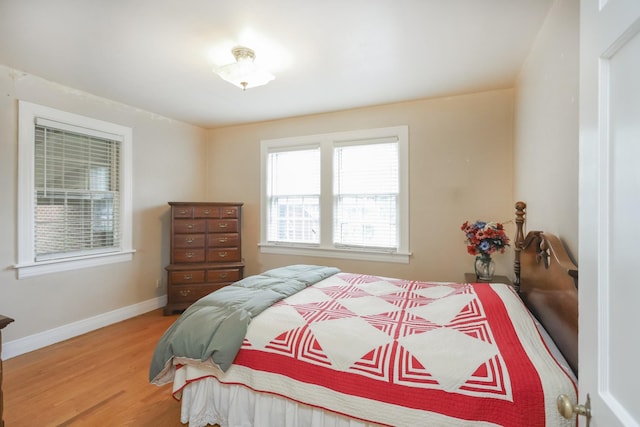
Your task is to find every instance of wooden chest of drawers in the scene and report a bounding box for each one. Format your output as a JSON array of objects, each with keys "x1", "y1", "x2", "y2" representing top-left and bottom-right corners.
[{"x1": 164, "y1": 202, "x2": 244, "y2": 315}]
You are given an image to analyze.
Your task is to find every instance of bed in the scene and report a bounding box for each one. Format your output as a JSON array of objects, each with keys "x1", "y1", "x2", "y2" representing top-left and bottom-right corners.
[{"x1": 150, "y1": 201, "x2": 579, "y2": 427}]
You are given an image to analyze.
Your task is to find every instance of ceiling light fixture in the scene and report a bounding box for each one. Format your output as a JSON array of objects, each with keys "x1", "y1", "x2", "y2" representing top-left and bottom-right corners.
[{"x1": 215, "y1": 46, "x2": 275, "y2": 91}]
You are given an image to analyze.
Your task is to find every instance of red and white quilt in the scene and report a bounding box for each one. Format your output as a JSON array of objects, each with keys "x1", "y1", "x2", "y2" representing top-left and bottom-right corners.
[{"x1": 173, "y1": 273, "x2": 577, "y2": 427}]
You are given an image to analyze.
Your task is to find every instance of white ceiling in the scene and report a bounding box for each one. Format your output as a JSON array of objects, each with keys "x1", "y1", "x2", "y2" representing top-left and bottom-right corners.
[{"x1": 0, "y1": 0, "x2": 553, "y2": 129}]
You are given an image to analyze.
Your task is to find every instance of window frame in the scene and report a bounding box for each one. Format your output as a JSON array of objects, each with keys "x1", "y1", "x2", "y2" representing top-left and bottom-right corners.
[
  {"x1": 15, "y1": 101, "x2": 134, "y2": 278},
  {"x1": 259, "y1": 126, "x2": 410, "y2": 263}
]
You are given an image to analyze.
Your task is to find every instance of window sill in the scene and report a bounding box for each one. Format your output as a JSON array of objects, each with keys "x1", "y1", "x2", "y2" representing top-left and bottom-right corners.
[
  {"x1": 14, "y1": 249, "x2": 136, "y2": 279},
  {"x1": 259, "y1": 243, "x2": 410, "y2": 264}
]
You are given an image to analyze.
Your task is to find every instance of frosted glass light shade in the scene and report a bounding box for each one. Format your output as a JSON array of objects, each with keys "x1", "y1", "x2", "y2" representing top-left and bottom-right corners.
[{"x1": 215, "y1": 46, "x2": 275, "y2": 90}]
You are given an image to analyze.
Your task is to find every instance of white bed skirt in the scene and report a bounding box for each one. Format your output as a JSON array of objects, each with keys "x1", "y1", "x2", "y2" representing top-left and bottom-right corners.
[{"x1": 180, "y1": 376, "x2": 381, "y2": 427}]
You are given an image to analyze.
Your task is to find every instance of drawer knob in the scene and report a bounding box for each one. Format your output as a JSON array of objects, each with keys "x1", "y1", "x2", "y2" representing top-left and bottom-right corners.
[
  {"x1": 186, "y1": 252, "x2": 194, "y2": 258},
  {"x1": 179, "y1": 210, "x2": 188, "y2": 215},
  {"x1": 183, "y1": 274, "x2": 192, "y2": 280},
  {"x1": 219, "y1": 273, "x2": 228, "y2": 279},
  {"x1": 218, "y1": 237, "x2": 227, "y2": 243},
  {"x1": 187, "y1": 224, "x2": 194, "y2": 229},
  {"x1": 225, "y1": 209, "x2": 234, "y2": 215},
  {"x1": 203, "y1": 209, "x2": 211, "y2": 215},
  {"x1": 218, "y1": 223, "x2": 228, "y2": 229},
  {"x1": 179, "y1": 290, "x2": 191, "y2": 297},
  {"x1": 218, "y1": 251, "x2": 228, "y2": 258},
  {"x1": 186, "y1": 238, "x2": 194, "y2": 244}
]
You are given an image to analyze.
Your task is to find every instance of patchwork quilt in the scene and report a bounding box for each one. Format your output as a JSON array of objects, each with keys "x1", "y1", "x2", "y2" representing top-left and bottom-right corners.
[{"x1": 171, "y1": 272, "x2": 577, "y2": 427}]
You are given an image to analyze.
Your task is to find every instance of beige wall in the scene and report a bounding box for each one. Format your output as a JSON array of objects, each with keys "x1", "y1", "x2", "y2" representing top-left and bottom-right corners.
[
  {"x1": 514, "y1": 0, "x2": 579, "y2": 261},
  {"x1": 207, "y1": 89, "x2": 515, "y2": 282},
  {"x1": 0, "y1": 65, "x2": 207, "y2": 344}
]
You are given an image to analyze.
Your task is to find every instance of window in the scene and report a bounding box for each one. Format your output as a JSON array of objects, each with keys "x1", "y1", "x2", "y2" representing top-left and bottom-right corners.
[
  {"x1": 260, "y1": 126, "x2": 409, "y2": 263},
  {"x1": 266, "y1": 147, "x2": 321, "y2": 244},
  {"x1": 16, "y1": 101, "x2": 134, "y2": 278}
]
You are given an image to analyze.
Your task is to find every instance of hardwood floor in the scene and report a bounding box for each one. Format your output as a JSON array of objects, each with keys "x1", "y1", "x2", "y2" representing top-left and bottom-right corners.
[{"x1": 3, "y1": 309, "x2": 188, "y2": 426}]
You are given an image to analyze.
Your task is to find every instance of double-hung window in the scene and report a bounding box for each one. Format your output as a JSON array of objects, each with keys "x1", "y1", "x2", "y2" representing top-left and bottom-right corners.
[
  {"x1": 16, "y1": 101, "x2": 134, "y2": 278},
  {"x1": 260, "y1": 126, "x2": 409, "y2": 263},
  {"x1": 266, "y1": 147, "x2": 321, "y2": 244}
]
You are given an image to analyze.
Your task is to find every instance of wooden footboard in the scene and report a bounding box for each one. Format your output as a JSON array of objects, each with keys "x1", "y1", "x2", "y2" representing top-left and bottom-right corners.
[{"x1": 513, "y1": 201, "x2": 579, "y2": 376}]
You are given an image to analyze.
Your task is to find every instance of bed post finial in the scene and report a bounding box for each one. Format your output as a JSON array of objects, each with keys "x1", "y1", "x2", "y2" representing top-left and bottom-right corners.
[{"x1": 513, "y1": 201, "x2": 526, "y2": 292}]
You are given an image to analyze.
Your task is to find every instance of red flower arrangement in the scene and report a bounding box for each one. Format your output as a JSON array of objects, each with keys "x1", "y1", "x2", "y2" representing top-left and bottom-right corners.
[{"x1": 461, "y1": 220, "x2": 510, "y2": 256}]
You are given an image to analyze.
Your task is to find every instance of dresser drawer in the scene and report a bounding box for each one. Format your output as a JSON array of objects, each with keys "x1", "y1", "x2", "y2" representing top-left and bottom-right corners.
[
  {"x1": 207, "y1": 268, "x2": 242, "y2": 283},
  {"x1": 173, "y1": 248, "x2": 205, "y2": 263},
  {"x1": 169, "y1": 284, "x2": 226, "y2": 303},
  {"x1": 194, "y1": 206, "x2": 219, "y2": 218},
  {"x1": 220, "y1": 206, "x2": 239, "y2": 218},
  {"x1": 174, "y1": 234, "x2": 205, "y2": 248},
  {"x1": 206, "y1": 248, "x2": 241, "y2": 262},
  {"x1": 173, "y1": 206, "x2": 194, "y2": 218},
  {"x1": 207, "y1": 233, "x2": 239, "y2": 247},
  {"x1": 174, "y1": 219, "x2": 206, "y2": 234},
  {"x1": 170, "y1": 269, "x2": 206, "y2": 284},
  {"x1": 208, "y1": 219, "x2": 239, "y2": 233}
]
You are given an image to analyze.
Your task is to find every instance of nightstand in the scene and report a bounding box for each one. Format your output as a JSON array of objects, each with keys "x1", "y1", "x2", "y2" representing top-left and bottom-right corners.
[
  {"x1": 1, "y1": 315, "x2": 14, "y2": 427},
  {"x1": 464, "y1": 273, "x2": 513, "y2": 286}
]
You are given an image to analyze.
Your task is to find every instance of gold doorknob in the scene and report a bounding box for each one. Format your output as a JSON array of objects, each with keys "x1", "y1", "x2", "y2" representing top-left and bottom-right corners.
[{"x1": 557, "y1": 394, "x2": 591, "y2": 423}]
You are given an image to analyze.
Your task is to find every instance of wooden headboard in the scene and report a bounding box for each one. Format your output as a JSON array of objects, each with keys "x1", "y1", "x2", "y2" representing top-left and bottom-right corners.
[{"x1": 513, "y1": 201, "x2": 579, "y2": 377}]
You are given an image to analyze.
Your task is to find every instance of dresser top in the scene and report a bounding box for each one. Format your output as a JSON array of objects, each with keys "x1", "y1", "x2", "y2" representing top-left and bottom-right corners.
[
  {"x1": 169, "y1": 202, "x2": 243, "y2": 207},
  {"x1": 0, "y1": 315, "x2": 14, "y2": 330}
]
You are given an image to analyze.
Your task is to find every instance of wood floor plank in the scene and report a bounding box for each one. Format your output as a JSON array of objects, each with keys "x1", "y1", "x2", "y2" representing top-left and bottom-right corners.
[{"x1": 3, "y1": 309, "x2": 187, "y2": 426}]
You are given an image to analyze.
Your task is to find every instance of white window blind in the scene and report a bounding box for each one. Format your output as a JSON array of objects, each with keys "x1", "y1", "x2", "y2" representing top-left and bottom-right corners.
[
  {"x1": 333, "y1": 140, "x2": 399, "y2": 249},
  {"x1": 266, "y1": 148, "x2": 320, "y2": 244},
  {"x1": 34, "y1": 122, "x2": 121, "y2": 260}
]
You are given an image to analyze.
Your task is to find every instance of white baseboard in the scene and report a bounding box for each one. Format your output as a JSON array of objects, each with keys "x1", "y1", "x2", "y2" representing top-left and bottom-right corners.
[{"x1": 2, "y1": 295, "x2": 167, "y2": 360}]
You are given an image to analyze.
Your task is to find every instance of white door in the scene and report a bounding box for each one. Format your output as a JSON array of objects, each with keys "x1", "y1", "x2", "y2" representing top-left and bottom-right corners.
[{"x1": 579, "y1": 0, "x2": 640, "y2": 426}]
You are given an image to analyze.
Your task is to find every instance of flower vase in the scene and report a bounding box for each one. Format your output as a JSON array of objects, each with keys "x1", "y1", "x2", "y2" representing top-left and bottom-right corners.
[{"x1": 474, "y1": 254, "x2": 495, "y2": 281}]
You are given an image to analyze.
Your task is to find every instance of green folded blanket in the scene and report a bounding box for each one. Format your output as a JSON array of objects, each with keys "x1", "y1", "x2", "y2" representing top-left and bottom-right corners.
[{"x1": 149, "y1": 264, "x2": 340, "y2": 384}]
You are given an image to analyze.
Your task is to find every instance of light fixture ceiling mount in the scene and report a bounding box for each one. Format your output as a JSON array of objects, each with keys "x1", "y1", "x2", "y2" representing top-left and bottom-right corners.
[{"x1": 215, "y1": 46, "x2": 275, "y2": 91}]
